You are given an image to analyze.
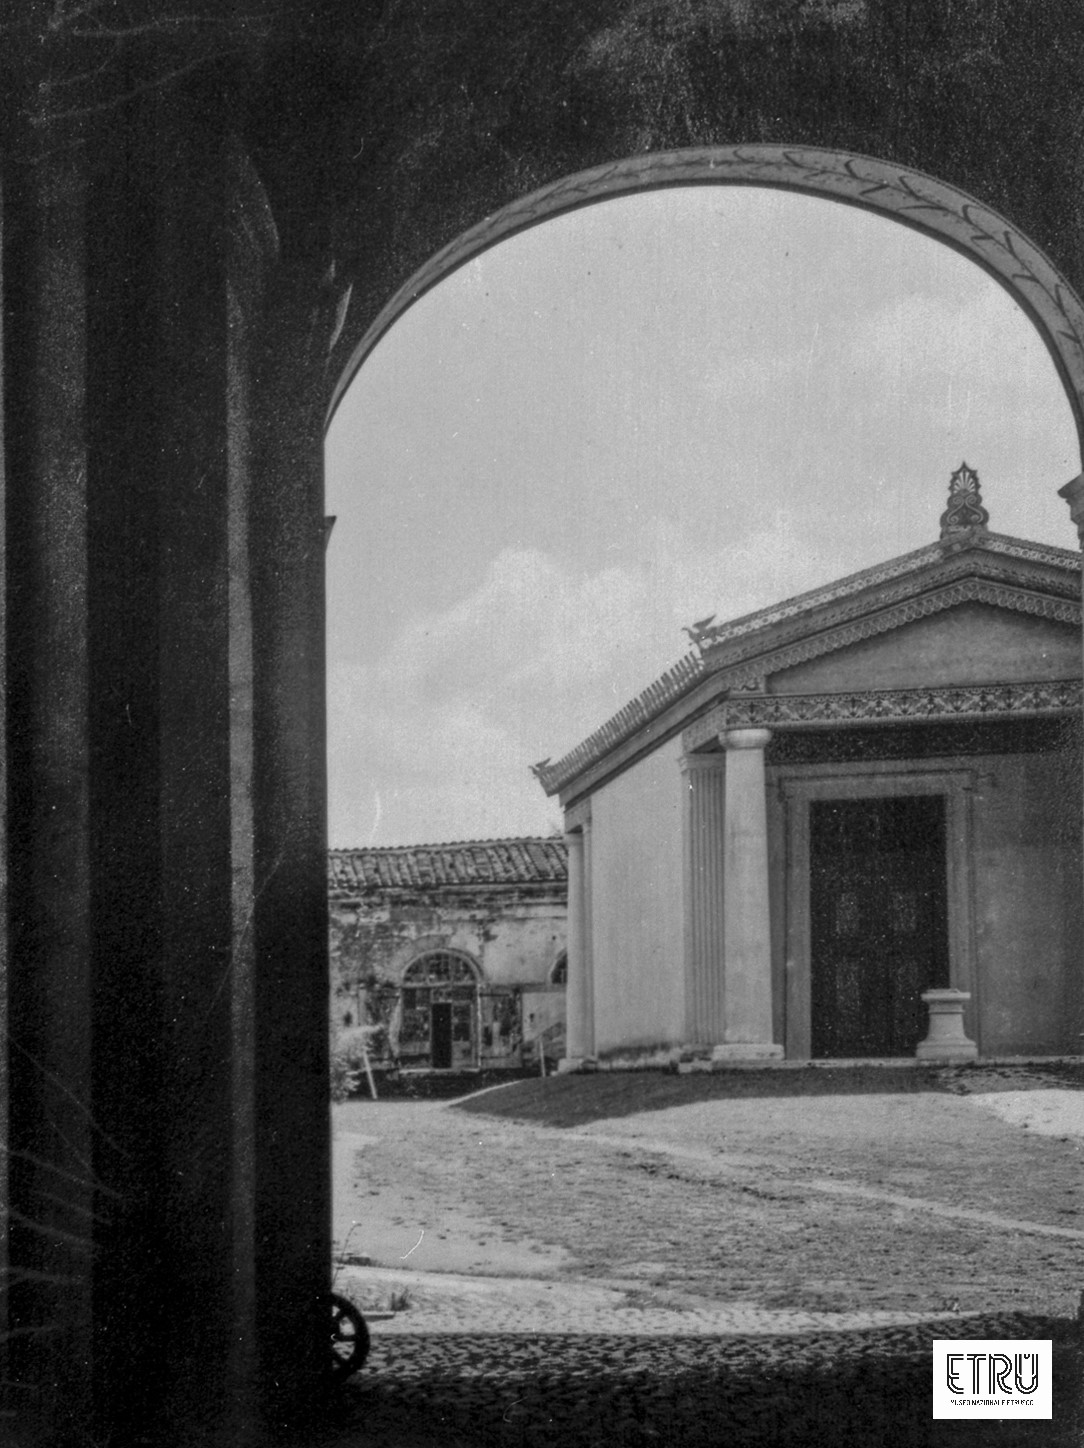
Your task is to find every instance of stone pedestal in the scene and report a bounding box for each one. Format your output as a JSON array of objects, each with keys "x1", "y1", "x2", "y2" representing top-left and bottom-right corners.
[{"x1": 916, "y1": 989, "x2": 979, "y2": 1061}]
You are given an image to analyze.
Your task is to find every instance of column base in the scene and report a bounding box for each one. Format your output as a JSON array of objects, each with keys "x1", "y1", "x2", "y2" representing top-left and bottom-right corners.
[
  {"x1": 557, "y1": 1056, "x2": 597, "y2": 1074},
  {"x1": 915, "y1": 1041, "x2": 979, "y2": 1062},
  {"x1": 711, "y1": 1042, "x2": 784, "y2": 1068}
]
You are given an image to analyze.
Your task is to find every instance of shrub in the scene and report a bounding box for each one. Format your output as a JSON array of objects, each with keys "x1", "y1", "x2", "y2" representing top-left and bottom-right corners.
[{"x1": 330, "y1": 1025, "x2": 386, "y2": 1101}]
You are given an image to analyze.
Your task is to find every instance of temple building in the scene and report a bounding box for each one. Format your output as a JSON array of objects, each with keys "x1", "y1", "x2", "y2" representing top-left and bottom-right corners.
[
  {"x1": 533, "y1": 468, "x2": 1084, "y2": 1068},
  {"x1": 328, "y1": 837, "x2": 567, "y2": 1072}
]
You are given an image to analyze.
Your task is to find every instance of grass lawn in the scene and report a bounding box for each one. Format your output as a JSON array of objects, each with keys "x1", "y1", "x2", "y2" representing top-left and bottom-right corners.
[{"x1": 452, "y1": 1059, "x2": 1084, "y2": 1129}]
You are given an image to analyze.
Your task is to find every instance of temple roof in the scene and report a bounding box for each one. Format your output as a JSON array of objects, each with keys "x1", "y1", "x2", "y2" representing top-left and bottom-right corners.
[
  {"x1": 329, "y1": 836, "x2": 567, "y2": 896},
  {"x1": 533, "y1": 479, "x2": 1081, "y2": 800}
]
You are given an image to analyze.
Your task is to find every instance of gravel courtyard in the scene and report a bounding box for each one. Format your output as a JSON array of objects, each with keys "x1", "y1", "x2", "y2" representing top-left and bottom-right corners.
[{"x1": 317, "y1": 1063, "x2": 1084, "y2": 1446}]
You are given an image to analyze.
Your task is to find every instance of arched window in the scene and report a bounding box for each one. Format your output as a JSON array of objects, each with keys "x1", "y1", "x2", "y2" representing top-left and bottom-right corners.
[
  {"x1": 550, "y1": 952, "x2": 567, "y2": 986},
  {"x1": 399, "y1": 951, "x2": 481, "y2": 1069}
]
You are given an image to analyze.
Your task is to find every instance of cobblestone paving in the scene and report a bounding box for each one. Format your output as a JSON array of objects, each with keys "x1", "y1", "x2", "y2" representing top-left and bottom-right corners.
[{"x1": 314, "y1": 1313, "x2": 1082, "y2": 1448}]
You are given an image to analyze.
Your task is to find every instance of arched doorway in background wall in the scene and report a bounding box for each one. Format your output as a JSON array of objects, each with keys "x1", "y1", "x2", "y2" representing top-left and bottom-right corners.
[{"x1": 399, "y1": 950, "x2": 482, "y2": 1069}]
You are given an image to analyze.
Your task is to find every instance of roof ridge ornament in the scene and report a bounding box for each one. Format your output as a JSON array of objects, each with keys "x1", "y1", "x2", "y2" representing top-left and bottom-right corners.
[{"x1": 940, "y1": 462, "x2": 989, "y2": 538}]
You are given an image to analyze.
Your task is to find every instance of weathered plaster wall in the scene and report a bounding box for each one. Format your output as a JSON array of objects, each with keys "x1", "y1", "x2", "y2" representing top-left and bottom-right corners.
[
  {"x1": 771, "y1": 606, "x2": 1081, "y2": 695},
  {"x1": 971, "y1": 750, "x2": 1083, "y2": 1054},
  {"x1": 589, "y1": 733, "x2": 686, "y2": 1056},
  {"x1": 330, "y1": 892, "x2": 566, "y2": 1019},
  {"x1": 329, "y1": 888, "x2": 566, "y2": 1070}
]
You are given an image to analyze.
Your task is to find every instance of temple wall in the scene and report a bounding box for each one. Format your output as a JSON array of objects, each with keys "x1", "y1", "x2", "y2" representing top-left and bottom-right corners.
[
  {"x1": 589, "y1": 734, "x2": 686, "y2": 1056},
  {"x1": 971, "y1": 750, "x2": 1083, "y2": 1054}
]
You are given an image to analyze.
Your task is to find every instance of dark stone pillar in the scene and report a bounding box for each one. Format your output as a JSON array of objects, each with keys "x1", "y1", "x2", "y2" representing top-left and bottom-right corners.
[
  {"x1": 79, "y1": 86, "x2": 243, "y2": 1444},
  {"x1": 1, "y1": 85, "x2": 331, "y2": 1446},
  {"x1": 249, "y1": 250, "x2": 335, "y2": 1423},
  {"x1": 2, "y1": 139, "x2": 96, "y2": 1443}
]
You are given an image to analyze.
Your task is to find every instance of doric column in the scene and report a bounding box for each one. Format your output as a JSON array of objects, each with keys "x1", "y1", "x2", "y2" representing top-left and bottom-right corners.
[
  {"x1": 681, "y1": 753, "x2": 728, "y2": 1044},
  {"x1": 559, "y1": 828, "x2": 592, "y2": 1069},
  {"x1": 582, "y1": 820, "x2": 596, "y2": 1058},
  {"x1": 718, "y1": 728, "x2": 782, "y2": 1061}
]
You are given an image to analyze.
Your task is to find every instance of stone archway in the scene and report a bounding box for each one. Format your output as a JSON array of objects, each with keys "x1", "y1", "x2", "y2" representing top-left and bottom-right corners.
[
  {"x1": 5, "y1": 9, "x2": 1084, "y2": 1439},
  {"x1": 329, "y1": 146, "x2": 1084, "y2": 462},
  {"x1": 325, "y1": 142, "x2": 1084, "y2": 1093}
]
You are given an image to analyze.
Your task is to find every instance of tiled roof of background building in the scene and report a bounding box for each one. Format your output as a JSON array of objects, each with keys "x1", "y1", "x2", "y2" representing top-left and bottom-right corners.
[{"x1": 329, "y1": 837, "x2": 567, "y2": 896}]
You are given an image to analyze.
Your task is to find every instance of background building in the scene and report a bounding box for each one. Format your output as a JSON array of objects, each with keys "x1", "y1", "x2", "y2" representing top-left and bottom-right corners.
[{"x1": 329, "y1": 838, "x2": 567, "y2": 1072}]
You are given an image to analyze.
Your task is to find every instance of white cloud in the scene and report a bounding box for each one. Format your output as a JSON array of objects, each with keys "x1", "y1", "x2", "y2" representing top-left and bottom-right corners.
[
  {"x1": 326, "y1": 189, "x2": 1079, "y2": 847},
  {"x1": 327, "y1": 522, "x2": 868, "y2": 846}
]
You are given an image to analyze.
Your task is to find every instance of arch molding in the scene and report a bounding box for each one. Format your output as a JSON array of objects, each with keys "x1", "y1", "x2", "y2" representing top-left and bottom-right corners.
[{"x1": 329, "y1": 144, "x2": 1084, "y2": 468}]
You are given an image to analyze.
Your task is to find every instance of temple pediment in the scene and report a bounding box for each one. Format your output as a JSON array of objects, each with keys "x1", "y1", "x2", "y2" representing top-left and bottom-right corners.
[
  {"x1": 710, "y1": 575, "x2": 1081, "y2": 696},
  {"x1": 698, "y1": 536, "x2": 1080, "y2": 686},
  {"x1": 535, "y1": 491, "x2": 1082, "y2": 801}
]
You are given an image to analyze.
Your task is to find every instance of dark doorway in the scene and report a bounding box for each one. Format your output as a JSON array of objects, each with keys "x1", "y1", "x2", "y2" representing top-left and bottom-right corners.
[
  {"x1": 431, "y1": 1002, "x2": 454, "y2": 1070},
  {"x1": 810, "y1": 795, "x2": 949, "y2": 1057}
]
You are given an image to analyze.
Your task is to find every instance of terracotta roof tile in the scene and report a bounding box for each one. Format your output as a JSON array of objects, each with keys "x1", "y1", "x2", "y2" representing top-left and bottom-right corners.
[{"x1": 328, "y1": 836, "x2": 567, "y2": 896}]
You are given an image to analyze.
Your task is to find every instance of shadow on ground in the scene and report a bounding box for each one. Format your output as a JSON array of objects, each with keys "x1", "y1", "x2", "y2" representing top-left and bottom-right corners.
[
  {"x1": 301, "y1": 1316, "x2": 1082, "y2": 1448},
  {"x1": 451, "y1": 1063, "x2": 1084, "y2": 1129}
]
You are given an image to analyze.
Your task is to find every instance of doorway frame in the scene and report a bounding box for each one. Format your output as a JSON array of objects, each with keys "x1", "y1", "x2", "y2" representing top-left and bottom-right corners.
[
  {"x1": 774, "y1": 762, "x2": 979, "y2": 1059},
  {"x1": 399, "y1": 947, "x2": 483, "y2": 1070}
]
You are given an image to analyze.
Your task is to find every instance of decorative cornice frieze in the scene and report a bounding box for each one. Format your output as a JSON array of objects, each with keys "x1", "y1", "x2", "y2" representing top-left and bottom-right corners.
[
  {"x1": 713, "y1": 579, "x2": 1081, "y2": 693},
  {"x1": 981, "y1": 536, "x2": 1083, "y2": 569},
  {"x1": 683, "y1": 679, "x2": 1082, "y2": 749}
]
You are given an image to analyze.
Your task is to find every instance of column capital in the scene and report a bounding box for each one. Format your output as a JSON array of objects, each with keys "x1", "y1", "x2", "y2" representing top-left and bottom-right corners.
[
  {"x1": 1058, "y1": 474, "x2": 1084, "y2": 546},
  {"x1": 721, "y1": 727, "x2": 772, "y2": 751},
  {"x1": 680, "y1": 750, "x2": 727, "y2": 775}
]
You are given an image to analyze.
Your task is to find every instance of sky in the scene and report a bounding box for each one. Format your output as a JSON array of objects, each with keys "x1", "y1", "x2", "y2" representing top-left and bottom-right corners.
[{"x1": 324, "y1": 186, "x2": 1080, "y2": 848}]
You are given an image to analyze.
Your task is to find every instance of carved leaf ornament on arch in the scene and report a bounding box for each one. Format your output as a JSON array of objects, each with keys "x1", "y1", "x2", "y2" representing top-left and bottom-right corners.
[{"x1": 330, "y1": 144, "x2": 1084, "y2": 445}]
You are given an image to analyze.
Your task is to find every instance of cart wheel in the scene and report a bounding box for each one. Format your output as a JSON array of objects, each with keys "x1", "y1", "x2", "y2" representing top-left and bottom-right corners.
[{"x1": 328, "y1": 1292, "x2": 370, "y2": 1383}]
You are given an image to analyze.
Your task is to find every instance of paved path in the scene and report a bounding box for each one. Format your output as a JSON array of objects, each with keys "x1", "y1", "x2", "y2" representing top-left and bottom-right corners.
[
  {"x1": 570, "y1": 1125, "x2": 1084, "y2": 1242},
  {"x1": 338, "y1": 1263, "x2": 967, "y2": 1337}
]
